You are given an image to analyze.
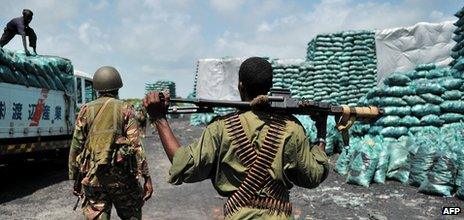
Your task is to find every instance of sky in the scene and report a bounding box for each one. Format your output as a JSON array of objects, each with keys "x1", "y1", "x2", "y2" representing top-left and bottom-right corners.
[{"x1": 0, "y1": 0, "x2": 461, "y2": 98}]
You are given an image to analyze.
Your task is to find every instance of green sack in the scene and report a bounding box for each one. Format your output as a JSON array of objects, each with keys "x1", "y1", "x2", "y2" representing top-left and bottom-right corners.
[
  {"x1": 0, "y1": 65, "x2": 16, "y2": 83},
  {"x1": 411, "y1": 104, "x2": 441, "y2": 117},
  {"x1": 335, "y1": 139, "x2": 359, "y2": 176},
  {"x1": 383, "y1": 106, "x2": 411, "y2": 116},
  {"x1": 385, "y1": 136, "x2": 412, "y2": 183},
  {"x1": 402, "y1": 95, "x2": 426, "y2": 106},
  {"x1": 420, "y1": 114, "x2": 444, "y2": 126},
  {"x1": 455, "y1": 7, "x2": 464, "y2": 18},
  {"x1": 452, "y1": 59, "x2": 464, "y2": 71},
  {"x1": 12, "y1": 70, "x2": 29, "y2": 87},
  {"x1": 380, "y1": 126, "x2": 408, "y2": 138},
  {"x1": 0, "y1": 49, "x2": 13, "y2": 65},
  {"x1": 51, "y1": 74, "x2": 66, "y2": 91},
  {"x1": 376, "y1": 115, "x2": 401, "y2": 127},
  {"x1": 326, "y1": 117, "x2": 344, "y2": 155},
  {"x1": 347, "y1": 136, "x2": 380, "y2": 187},
  {"x1": 378, "y1": 97, "x2": 408, "y2": 106},
  {"x1": 419, "y1": 93, "x2": 444, "y2": 105},
  {"x1": 36, "y1": 75, "x2": 51, "y2": 89},
  {"x1": 409, "y1": 127, "x2": 440, "y2": 187},
  {"x1": 441, "y1": 90, "x2": 462, "y2": 100},
  {"x1": 350, "y1": 123, "x2": 370, "y2": 136},
  {"x1": 456, "y1": 132, "x2": 464, "y2": 199},
  {"x1": 399, "y1": 115, "x2": 420, "y2": 127},
  {"x1": 378, "y1": 86, "x2": 415, "y2": 97},
  {"x1": 439, "y1": 78, "x2": 463, "y2": 90},
  {"x1": 415, "y1": 63, "x2": 436, "y2": 71},
  {"x1": 404, "y1": 71, "x2": 421, "y2": 80},
  {"x1": 426, "y1": 69, "x2": 446, "y2": 79},
  {"x1": 440, "y1": 101, "x2": 464, "y2": 113},
  {"x1": 383, "y1": 73, "x2": 411, "y2": 86},
  {"x1": 368, "y1": 126, "x2": 383, "y2": 135},
  {"x1": 374, "y1": 137, "x2": 389, "y2": 184},
  {"x1": 418, "y1": 152, "x2": 457, "y2": 197},
  {"x1": 24, "y1": 72, "x2": 41, "y2": 88},
  {"x1": 440, "y1": 113, "x2": 464, "y2": 123},
  {"x1": 416, "y1": 84, "x2": 446, "y2": 95}
]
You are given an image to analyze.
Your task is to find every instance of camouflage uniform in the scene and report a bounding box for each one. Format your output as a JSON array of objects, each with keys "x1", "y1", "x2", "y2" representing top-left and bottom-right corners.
[
  {"x1": 167, "y1": 111, "x2": 329, "y2": 219},
  {"x1": 134, "y1": 106, "x2": 147, "y2": 138},
  {"x1": 69, "y1": 96, "x2": 150, "y2": 220}
]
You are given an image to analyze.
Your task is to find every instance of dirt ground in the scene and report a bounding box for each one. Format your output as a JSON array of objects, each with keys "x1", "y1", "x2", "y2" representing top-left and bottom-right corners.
[{"x1": 0, "y1": 118, "x2": 462, "y2": 220}]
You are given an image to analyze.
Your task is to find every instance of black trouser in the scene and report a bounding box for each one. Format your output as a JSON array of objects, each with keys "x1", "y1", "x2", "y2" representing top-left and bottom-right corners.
[{"x1": 0, "y1": 27, "x2": 36, "y2": 48}]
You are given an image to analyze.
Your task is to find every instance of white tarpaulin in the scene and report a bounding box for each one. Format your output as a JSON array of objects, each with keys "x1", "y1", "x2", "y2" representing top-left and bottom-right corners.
[
  {"x1": 375, "y1": 21, "x2": 456, "y2": 84},
  {"x1": 196, "y1": 58, "x2": 245, "y2": 101},
  {"x1": 271, "y1": 58, "x2": 305, "y2": 66}
]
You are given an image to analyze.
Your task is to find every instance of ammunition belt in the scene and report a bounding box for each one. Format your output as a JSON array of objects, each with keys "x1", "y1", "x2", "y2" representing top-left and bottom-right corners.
[
  {"x1": 223, "y1": 114, "x2": 291, "y2": 217},
  {"x1": 247, "y1": 196, "x2": 292, "y2": 216}
]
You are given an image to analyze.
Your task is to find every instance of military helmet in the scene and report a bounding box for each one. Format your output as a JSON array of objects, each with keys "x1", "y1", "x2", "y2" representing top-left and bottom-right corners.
[{"x1": 93, "y1": 66, "x2": 123, "y2": 92}]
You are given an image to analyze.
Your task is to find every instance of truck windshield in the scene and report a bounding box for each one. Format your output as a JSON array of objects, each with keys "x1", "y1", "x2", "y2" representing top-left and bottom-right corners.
[{"x1": 85, "y1": 80, "x2": 95, "y2": 103}]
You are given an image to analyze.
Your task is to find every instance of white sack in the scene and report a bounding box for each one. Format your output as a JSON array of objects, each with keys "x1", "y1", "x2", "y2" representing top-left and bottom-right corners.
[
  {"x1": 196, "y1": 58, "x2": 245, "y2": 101},
  {"x1": 375, "y1": 21, "x2": 456, "y2": 84}
]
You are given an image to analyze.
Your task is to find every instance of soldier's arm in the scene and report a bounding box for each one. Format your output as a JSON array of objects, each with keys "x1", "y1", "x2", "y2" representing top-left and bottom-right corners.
[
  {"x1": 284, "y1": 127, "x2": 329, "y2": 189},
  {"x1": 68, "y1": 106, "x2": 88, "y2": 180},
  {"x1": 124, "y1": 107, "x2": 150, "y2": 179},
  {"x1": 143, "y1": 91, "x2": 219, "y2": 183},
  {"x1": 152, "y1": 117, "x2": 181, "y2": 162},
  {"x1": 166, "y1": 121, "x2": 221, "y2": 185}
]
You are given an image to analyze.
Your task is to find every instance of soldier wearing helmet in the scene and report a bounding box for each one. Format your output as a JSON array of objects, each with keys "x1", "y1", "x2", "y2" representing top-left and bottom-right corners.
[
  {"x1": 0, "y1": 9, "x2": 37, "y2": 55},
  {"x1": 68, "y1": 66, "x2": 153, "y2": 220}
]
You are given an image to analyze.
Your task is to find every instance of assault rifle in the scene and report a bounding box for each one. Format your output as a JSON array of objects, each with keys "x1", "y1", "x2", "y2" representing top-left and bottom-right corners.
[{"x1": 167, "y1": 88, "x2": 383, "y2": 141}]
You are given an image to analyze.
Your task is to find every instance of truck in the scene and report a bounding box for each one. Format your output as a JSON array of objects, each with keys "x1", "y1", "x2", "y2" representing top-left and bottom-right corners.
[{"x1": 0, "y1": 50, "x2": 96, "y2": 162}]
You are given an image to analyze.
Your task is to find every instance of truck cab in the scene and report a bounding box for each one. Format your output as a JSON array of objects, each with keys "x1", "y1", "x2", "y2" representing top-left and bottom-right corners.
[{"x1": 74, "y1": 70, "x2": 96, "y2": 108}]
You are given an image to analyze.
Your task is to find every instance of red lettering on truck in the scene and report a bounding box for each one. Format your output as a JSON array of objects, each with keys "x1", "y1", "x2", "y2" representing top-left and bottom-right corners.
[{"x1": 29, "y1": 89, "x2": 49, "y2": 126}]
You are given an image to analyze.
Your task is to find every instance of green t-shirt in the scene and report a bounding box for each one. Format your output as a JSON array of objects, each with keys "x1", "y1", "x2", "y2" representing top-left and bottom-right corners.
[{"x1": 169, "y1": 111, "x2": 329, "y2": 219}]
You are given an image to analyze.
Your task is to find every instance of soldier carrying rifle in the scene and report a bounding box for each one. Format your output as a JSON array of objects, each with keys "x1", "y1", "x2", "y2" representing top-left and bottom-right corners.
[{"x1": 144, "y1": 57, "x2": 330, "y2": 219}]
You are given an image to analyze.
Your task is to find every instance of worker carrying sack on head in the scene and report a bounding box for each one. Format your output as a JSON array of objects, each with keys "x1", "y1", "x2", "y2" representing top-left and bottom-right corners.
[{"x1": 0, "y1": 9, "x2": 37, "y2": 56}]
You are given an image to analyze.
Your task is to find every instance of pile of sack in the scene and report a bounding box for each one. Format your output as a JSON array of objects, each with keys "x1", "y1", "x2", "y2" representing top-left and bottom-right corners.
[
  {"x1": 353, "y1": 64, "x2": 464, "y2": 138},
  {"x1": 450, "y1": 6, "x2": 464, "y2": 69},
  {"x1": 145, "y1": 80, "x2": 177, "y2": 98},
  {"x1": 336, "y1": 123, "x2": 464, "y2": 200},
  {"x1": 271, "y1": 59, "x2": 307, "y2": 99},
  {"x1": 306, "y1": 30, "x2": 377, "y2": 105},
  {"x1": 0, "y1": 49, "x2": 74, "y2": 93},
  {"x1": 335, "y1": 63, "x2": 464, "y2": 199}
]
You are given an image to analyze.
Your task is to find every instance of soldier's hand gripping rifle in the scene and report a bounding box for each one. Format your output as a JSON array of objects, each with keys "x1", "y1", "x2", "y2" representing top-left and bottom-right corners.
[{"x1": 167, "y1": 88, "x2": 383, "y2": 146}]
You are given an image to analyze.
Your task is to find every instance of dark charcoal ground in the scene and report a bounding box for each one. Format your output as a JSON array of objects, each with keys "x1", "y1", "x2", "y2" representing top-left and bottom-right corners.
[{"x1": 0, "y1": 118, "x2": 462, "y2": 219}]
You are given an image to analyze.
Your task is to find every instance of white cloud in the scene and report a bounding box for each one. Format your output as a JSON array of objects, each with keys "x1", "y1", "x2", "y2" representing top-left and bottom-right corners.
[
  {"x1": 89, "y1": 0, "x2": 109, "y2": 11},
  {"x1": 76, "y1": 20, "x2": 112, "y2": 52},
  {"x1": 209, "y1": 0, "x2": 245, "y2": 13},
  {"x1": 210, "y1": 0, "x2": 460, "y2": 61},
  {"x1": 0, "y1": 0, "x2": 460, "y2": 99}
]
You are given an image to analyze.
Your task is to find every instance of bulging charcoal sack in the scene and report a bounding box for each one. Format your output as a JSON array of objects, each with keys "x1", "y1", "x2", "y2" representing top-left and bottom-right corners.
[
  {"x1": 385, "y1": 136, "x2": 413, "y2": 183},
  {"x1": 409, "y1": 127, "x2": 441, "y2": 187},
  {"x1": 347, "y1": 136, "x2": 382, "y2": 187}
]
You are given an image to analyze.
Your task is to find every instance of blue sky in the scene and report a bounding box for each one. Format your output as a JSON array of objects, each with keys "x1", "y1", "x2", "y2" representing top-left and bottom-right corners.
[{"x1": 0, "y1": 0, "x2": 461, "y2": 98}]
